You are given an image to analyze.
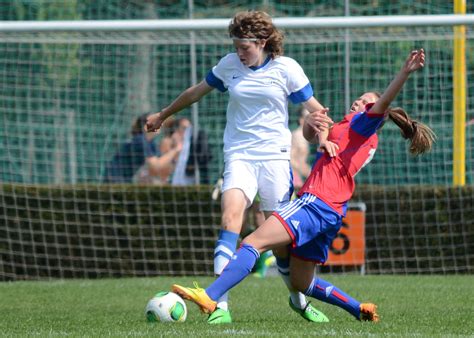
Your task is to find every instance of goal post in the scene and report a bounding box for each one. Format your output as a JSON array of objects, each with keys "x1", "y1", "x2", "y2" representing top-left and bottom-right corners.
[
  {"x1": 1, "y1": 14, "x2": 473, "y2": 31},
  {"x1": 0, "y1": 15, "x2": 473, "y2": 279}
]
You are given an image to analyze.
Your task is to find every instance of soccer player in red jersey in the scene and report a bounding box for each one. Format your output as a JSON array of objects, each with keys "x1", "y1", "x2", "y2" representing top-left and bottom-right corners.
[{"x1": 172, "y1": 49, "x2": 436, "y2": 322}]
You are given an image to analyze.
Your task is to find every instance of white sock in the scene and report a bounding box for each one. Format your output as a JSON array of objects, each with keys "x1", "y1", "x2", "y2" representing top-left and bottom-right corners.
[
  {"x1": 216, "y1": 293, "x2": 229, "y2": 311},
  {"x1": 279, "y1": 273, "x2": 307, "y2": 310},
  {"x1": 214, "y1": 254, "x2": 230, "y2": 276},
  {"x1": 290, "y1": 291, "x2": 308, "y2": 310},
  {"x1": 276, "y1": 259, "x2": 307, "y2": 310},
  {"x1": 213, "y1": 230, "x2": 239, "y2": 312},
  {"x1": 214, "y1": 254, "x2": 230, "y2": 311}
]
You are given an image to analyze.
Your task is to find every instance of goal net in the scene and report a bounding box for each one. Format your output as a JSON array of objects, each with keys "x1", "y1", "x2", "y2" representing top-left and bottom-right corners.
[{"x1": 0, "y1": 16, "x2": 473, "y2": 279}]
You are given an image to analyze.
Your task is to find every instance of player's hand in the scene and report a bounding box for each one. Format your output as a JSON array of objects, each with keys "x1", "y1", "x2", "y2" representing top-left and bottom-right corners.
[
  {"x1": 403, "y1": 49, "x2": 425, "y2": 74},
  {"x1": 318, "y1": 140, "x2": 339, "y2": 157},
  {"x1": 305, "y1": 108, "x2": 333, "y2": 133},
  {"x1": 145, "y1": 112, "x2": 164, "y2": 132}
]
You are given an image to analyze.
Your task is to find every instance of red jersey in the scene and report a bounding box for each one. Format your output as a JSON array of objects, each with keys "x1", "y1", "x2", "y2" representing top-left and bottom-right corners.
[{"x1": 298, "y1": 104, "x2": 385, "y2": 216}]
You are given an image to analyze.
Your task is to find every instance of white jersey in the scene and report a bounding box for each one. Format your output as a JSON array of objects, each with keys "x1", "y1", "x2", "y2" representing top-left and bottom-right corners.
[{"x1": 206, "y1": 53, "x2": 313, "y2": 162}]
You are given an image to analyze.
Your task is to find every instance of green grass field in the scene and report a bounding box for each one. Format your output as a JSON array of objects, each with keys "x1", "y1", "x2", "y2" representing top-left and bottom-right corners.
[{"x1": 0, "y1": 275, "x2": 472, "y2": 336}]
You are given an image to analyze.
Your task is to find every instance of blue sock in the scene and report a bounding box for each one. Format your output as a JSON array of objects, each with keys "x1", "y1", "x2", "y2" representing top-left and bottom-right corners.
[
  {"x1": 275, "y1": 256, "x2": 290, "y2": 277},
  {"x1": 206, "y1": 243, "x2": 260, "y2": 301},
  {"x1": 214, "y1": 230, "x2": 239, "y2": 275},
  {"x1": 305, "y1": 277, "x2": 361, "y2": 319}
]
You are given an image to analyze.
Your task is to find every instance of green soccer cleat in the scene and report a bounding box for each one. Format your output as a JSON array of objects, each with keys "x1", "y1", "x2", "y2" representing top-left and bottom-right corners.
[
  {"x1": 207, "y1": 308, "x2": 232, "y2": 324},
  {"x1": 289, "y1": 298, "x2": 329, "y2": 323},
  {"x1": 252, "y1": 251, "x2": 275, "y2": 278},
  {"x1": 359, "y1": 303, "x2": 379, "y2": 322},
  {"x1": 171, "y1": 282, "x2": 217, "y2": 314}
]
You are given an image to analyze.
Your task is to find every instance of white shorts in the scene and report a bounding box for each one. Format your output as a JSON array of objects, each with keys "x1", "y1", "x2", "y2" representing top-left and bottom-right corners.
[{"x1": 221, "y1": 159, "x2": 293, "y2": 211}]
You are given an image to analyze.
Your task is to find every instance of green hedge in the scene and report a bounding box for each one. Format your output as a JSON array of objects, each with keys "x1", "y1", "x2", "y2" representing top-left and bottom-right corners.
[
  {"x1": 353, "y1": 185, "x2": 474, "y2": 274},
  {"x1": 0, "y1": 184, "x2": 221, "y2": 280},
  {"x1": 0, "y1": 184, "x2": 472, "y2": 280}
]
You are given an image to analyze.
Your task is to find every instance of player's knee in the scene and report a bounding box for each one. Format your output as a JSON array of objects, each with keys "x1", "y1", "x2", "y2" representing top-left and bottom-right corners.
[
  {"x1": 241, "y1": 236, "x2": 257, "y2": 250},
  {"x1": 241, "y1": 235, "x2": 265, "y2": 253},
  {"x1": 221, "y1": 212, "x2": 242, "y2": 232}
]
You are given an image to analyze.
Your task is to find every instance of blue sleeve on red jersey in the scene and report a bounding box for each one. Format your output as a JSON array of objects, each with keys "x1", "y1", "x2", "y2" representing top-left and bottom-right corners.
[
  {"x1": 350, "y1": 112, "x2": 385, "y2": 137},
  {"x1": 288, "y1": 82, "x2": 313, "y2": 104},
  {"x1": 205, "y1": 70, "x2": 227, "y2": 92}
]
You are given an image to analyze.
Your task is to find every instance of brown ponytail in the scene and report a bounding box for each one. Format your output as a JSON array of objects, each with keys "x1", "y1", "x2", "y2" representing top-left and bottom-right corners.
[
  {"x1": 228, "y1": 11, "x2": 284, "y2": 58},
  {"x1": 387, "y1": 107, "x2": 436, "y2": 155}
]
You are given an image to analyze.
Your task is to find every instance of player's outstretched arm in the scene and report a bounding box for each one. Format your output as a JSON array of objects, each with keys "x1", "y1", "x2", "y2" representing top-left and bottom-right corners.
[
  {"x1": 145, "y1": 80, "x2": 214, "y2": 132},
  {"x1": 370, "y1": 49, "x2": 425, "y2": 116}
]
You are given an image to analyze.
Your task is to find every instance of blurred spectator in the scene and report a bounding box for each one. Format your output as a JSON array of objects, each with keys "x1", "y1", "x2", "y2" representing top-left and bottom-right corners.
[
  {"x1": 103, "y1": 113, "x2": 181, "y2": 184},
  {"x1": 171, "y1": 118, "x2": 212, "y2": 185},
  {"x1": 291, "y1": 108, "x2": 312, "y2": 191}
]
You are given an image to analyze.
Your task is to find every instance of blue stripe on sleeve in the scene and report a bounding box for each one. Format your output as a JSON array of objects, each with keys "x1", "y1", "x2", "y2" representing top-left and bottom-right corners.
[
  {"x1": 205, "y1": 70, "x2": 227, "y2": 92},
  {"x1": 288, "y1": 82, "x2": 313, "y2": 104},
  {"x1": 350, "y1": 113, "x2": 385, "y2": 137}
]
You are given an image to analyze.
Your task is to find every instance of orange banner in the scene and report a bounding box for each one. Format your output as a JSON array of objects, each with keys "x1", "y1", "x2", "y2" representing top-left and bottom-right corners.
[{"x1": 327, "y1": 209, "x2": 365, "y2": 265}]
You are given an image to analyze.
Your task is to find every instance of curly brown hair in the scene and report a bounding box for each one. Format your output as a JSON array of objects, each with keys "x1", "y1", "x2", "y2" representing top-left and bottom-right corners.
[{"x1": 228, "y1": 10, "x2": 284, "y2": 58}]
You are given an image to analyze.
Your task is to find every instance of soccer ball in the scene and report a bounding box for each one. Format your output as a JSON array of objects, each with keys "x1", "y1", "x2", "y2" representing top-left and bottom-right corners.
[{"x1": 145, "y1": 291, "x2": 187, "y2": 323}]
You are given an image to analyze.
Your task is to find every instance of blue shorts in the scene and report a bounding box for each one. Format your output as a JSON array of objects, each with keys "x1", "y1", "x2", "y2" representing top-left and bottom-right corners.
[{"x1": 273, "y1": 193, "x2": 343, "y2": 263}]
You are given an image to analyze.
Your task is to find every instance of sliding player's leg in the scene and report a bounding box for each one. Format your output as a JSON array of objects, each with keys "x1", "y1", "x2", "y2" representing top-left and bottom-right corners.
[
  {"x1": 290, "y1": 245, "x2": 379, "y2": 322},
  {"x1": 173, "y1": 215, "x2": 292, "y2": 316}
]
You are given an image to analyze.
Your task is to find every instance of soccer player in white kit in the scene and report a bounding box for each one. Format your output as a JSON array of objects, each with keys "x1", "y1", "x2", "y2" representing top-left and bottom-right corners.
[{"x1": 145, "y1": 10, "x2": 333, "y2": 324}]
